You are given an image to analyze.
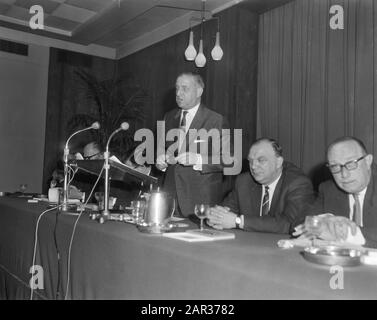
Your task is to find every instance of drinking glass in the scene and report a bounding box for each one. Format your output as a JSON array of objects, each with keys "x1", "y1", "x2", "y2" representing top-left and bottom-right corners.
[
  {"x1": 131, "y1": 200, "x2": 146, "y2": 224},
  {"x1": 19, "y1": 184, "x2": 28, "y2": 194},
  {"x1": 305, "y1": 215, "x2": 322, "y2": 246},
  {"x1": 94, "y1": 192, "x2": 104, "y2": 210},
  {"x1": 194, "y1": 204, "x2": 210, "y2": 231}
]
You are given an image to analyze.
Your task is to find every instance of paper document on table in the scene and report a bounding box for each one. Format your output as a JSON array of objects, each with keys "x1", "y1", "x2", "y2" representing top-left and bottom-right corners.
[{"x1": 163, "y1": 230, "x2": 235, "y2": 242}]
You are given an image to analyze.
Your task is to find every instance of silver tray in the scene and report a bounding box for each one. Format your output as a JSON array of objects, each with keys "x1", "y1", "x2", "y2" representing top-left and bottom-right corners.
[
  {"x1": 302, "y1": 246, "x2": 363, "y2": 267},
  {"x1": 137, "y1": 222, "x2": 176, "y2": 234}
]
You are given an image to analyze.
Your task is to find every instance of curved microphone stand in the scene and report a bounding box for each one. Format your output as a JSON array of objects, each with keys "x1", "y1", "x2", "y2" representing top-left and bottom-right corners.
[
  {"x1": 61, "y1": 122, "x2": 100, "y2": 211},
  {"x1": 99, "y1": 122, "x2": 129, "y2": 223}
]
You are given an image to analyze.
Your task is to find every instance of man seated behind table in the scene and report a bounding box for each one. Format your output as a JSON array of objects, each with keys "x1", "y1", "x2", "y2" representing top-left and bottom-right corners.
[
  {"x1": 76, "y1": 141, "x2": 151, "y2": 205},
  {"x1": 294, "y1": 136, "x2": 377, "y2": 247},
  {"x1": 75, "y1": 141, "x2": 103, "y2": 160},
  {"x1": 207, "y1": 138, "x2": 314, "y2": 234},
  {"x1": 78, "y1": 141, "x2": 151, "y2": 175}
]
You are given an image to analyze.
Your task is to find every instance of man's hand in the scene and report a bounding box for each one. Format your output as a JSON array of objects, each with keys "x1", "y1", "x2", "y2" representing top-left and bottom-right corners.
[
  {"x1": 176, "y1": 152, "x2": 201, "y2": 166},
  {"x1": 318, "y1": 216, "x2": 357, "y2": 241},
  {"x1": 207, "y1": 205, "x2": 237, "y2": 230},
  {"x1": 293, "y1": 215, "x2": 357, "y2": 242}
]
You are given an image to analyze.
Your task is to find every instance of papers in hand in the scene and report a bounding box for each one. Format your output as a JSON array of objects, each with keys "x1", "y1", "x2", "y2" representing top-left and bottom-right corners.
[
  {"x1": 162, "y1": 229, "x2": 235, "y2": 242},
  {"x1": 109, "y1": 155, "x2": 122, "y2": 163}
]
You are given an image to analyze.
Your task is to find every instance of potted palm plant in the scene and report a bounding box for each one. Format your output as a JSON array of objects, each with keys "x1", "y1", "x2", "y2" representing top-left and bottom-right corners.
[{"x1": 67, "y1": 68, "x2": 147, "y2": 159}]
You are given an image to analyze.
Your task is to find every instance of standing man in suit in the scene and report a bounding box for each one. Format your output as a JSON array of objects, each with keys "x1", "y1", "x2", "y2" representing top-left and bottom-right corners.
[
  {"x1": 207, "y1": 138, "x2": 314, "y2": 234},
  {"x1": 295, "y1": 137, "x2": 377, "y2": 246},
  {"x1": 156, "y1": 72, "x2": 231, "y2": 218}
]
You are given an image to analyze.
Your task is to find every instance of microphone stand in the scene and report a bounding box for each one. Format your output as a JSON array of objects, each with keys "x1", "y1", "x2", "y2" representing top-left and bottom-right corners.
[
  {"x1": 98, "y1": 123, "x2": 129, "y2": 223},
  {"x1": 61, "y1": 123, "x2": 100, "y2": 212}
]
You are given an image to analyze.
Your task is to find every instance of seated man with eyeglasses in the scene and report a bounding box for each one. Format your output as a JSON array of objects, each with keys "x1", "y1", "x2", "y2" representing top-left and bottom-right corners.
[
  {"x1": 295, "y1": 136, "x2": 377, "y2": 247},
  {"x1": 75, "y1": 141, "x2": 104, "y2": 160}
]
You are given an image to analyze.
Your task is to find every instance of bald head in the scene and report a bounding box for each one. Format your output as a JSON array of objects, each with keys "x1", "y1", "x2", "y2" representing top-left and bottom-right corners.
[{"x1": 248, "y1": 138, "x2": 284, "y2": 185}]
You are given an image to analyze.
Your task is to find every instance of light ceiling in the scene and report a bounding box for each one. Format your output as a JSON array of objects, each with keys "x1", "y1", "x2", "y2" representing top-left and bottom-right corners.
[{"x1": 0, "y1": 0, "x2": 292, "y2": 59}]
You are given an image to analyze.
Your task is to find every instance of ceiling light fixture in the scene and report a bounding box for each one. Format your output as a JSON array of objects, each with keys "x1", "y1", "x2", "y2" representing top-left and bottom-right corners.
[{"x1": 184, "y1": 0, "x2": 223, "y2": 67}]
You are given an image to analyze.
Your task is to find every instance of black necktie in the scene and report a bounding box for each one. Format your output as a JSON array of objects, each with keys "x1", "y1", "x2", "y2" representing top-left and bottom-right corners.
[
  {"x1": 261, "y1": 186, "x2": 269, "y2": 216},
  {"x1": 352, "y1": 193, "x2": 362, "y2": 226},
  {"x1": 180, "y1": 111, "x2": 188, "y2": 129}
]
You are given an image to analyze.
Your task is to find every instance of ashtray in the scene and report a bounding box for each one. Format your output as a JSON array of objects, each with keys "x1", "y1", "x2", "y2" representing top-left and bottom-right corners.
[
  {"x1": 302, "y1": 245, "x2": 363, "y2": 267},
  {"x1": 137, "y1": 222, "x2": 175, "y2": 234}
]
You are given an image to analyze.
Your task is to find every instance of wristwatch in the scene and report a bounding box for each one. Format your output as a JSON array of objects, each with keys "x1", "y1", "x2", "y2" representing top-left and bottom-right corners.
[{"x1": 235, "y1": 215, "x2": 242, "y2": 229}]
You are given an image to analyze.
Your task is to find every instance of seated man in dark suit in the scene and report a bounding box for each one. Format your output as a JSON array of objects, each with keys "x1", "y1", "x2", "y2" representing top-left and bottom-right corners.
[
  {"x1": 295, "y1": 136, "x2": 377, "y2": 247},
  {"x1": 207, "y1": 138, "x2": 314, "y2": 234}
]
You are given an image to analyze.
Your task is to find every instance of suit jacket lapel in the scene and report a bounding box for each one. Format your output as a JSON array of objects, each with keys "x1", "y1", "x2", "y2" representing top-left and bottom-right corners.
[
  {"x1": 180, "y1": 104, "x2": 207, "y2": 153},
  {"x1": 363, "y1": 166, "x2": 377, "y2": 225},
  {"x1": 251, "y1": 179, "x2": 263, "y2": 216},
  {"x1": 269, "y1": 172, "x2": 284, "y2": 215},
  {"x1": 165, "y1": 109, "x2": 182, "y2": 150}
]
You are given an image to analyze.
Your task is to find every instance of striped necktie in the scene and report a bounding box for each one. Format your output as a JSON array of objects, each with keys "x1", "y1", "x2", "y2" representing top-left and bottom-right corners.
[
  {"x1": 352, "y1": 193, "x2": 362, "y2": 226},
  {"x1": 261, "y1": 186, "x2": 270, "y2": 216},
  {"x1": 180, "y1": 111, "x2": 188, "y2": 129}
]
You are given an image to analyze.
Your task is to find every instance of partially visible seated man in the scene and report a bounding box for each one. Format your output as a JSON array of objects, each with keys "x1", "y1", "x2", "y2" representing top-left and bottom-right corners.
[
  {"x1": 75, "y1": 141, "x2": 103, "y2": 160},
  {"x1": 207, "y1": 138, "x2": 314, "y2": 234},
  {"x1": 294, "y1": 136, "x2": 377, "y2": 247}
]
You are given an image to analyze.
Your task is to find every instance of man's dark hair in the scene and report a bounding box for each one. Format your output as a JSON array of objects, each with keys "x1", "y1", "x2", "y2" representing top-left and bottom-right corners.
[
  {"x1": 327, "y1": 136, "x2": 368, "y2": 155},
  {"x1": 178, "y1": 72, "x2": 205, "y2": 89},
  {"x1": 252, "y1": 138, "x2": 283, "y2": 157}
]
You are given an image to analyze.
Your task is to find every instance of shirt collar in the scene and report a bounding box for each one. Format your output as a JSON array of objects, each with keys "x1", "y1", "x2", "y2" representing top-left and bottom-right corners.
[
  {"x1": 350, "y1": 187, "x2": 367, "y2": 198},
  {"x1": 263, "y1": 172, "x2": 282, "y2": 195},
  {"x1": 183, "y1": 103, "x2": 200, "y2": 116}
]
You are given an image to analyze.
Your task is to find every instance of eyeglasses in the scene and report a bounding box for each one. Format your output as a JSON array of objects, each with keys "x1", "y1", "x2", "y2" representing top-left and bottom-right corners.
[
  {"x1": 83, "y1": 152, "x2": 101, "y2": 160},
  {"x1": 326, "y1": 155, "x2": 367, "y2": 174}
]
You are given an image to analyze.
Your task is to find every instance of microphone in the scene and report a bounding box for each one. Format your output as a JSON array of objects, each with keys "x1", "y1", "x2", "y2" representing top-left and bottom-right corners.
[
  {"x1": 91, "y1": 121, "x2": 100, "y2": 130},
  {"x1": 105, "y1": 122, "x2": 129, "y2": 151},
  {"x1": 61, "y1": 122, "x2": 101, "y2": 212},
  {"x1": 64, "y1": 122, "x2": 100, "y2": 150},
  {"x1": 101, "y1": 122, "x2": 129, "y2": 219}
]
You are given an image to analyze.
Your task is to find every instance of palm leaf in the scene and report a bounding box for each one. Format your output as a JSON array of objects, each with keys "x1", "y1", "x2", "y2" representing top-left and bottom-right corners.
[{"x1": 67, "y1": 68, "x2": 147, "y2": 157}]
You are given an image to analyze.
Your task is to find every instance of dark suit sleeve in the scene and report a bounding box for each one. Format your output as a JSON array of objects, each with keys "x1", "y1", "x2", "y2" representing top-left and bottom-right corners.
[
  {"x1": 362, "y1": 228, "x2": 377, "y2": 248},
  {"x1": 222, "y1": 188, "x2": 240, "y2": 214},
  {"x1": 294, "y1": 183, "x2": 326, "y2": 226},
  {"x1": 242, "y1": 175, "x2": 314, "y2": 234}
]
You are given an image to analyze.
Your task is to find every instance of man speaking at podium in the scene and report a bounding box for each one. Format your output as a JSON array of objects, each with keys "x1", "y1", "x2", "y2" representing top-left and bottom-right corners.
[{"x1": 156, "y1": 72, "x2": 231, "y2": 218}]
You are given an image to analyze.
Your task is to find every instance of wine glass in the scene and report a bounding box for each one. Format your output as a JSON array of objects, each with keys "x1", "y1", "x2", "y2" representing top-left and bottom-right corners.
[
  {"x1": 305, "y1": 215, "x2": 322, "y2": 246},
  {"x1": 194, "y1": 204, "x2": 210, "y2": 231},
  {"x1": 19, "y1": 183, "x2": 28, "y2": 194},
  {"x1": 94, "y1": 192, "x2": 104, "y2": 210}
]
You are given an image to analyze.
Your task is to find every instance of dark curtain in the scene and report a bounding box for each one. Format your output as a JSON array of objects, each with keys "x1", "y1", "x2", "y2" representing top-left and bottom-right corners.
[
  {"x1": 43, "y1": 50, "x2": 116, "y2": 192},
  {"x1": 257, "y1": 0, "x2": 377, "y2": 188}
]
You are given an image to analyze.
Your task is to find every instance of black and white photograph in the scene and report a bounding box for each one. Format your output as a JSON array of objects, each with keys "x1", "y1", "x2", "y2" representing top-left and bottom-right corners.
[{"x1": 0, "y1": 0, "x2": 376, "y2": 305}]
